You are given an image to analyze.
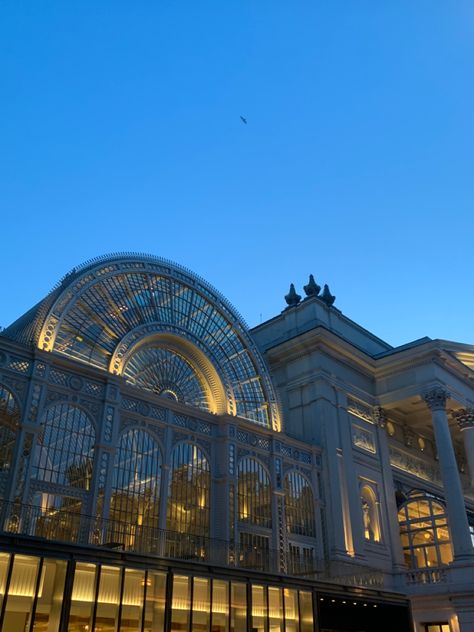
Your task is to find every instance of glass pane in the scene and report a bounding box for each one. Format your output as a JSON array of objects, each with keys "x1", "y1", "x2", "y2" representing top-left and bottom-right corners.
[
  {"x1": 2, "y1": 555, "x2": 40, "y2": 632},
  {"x1": 212, "y1": 580, "x2": 228, "y2": 632},
  {"x1": 230, "y1": 583, "x2": 246, "y2": 632},
  {"x1": 298, "y1": 592, "x2": 313, "y2": 632},
  {"x1": 171, "y1": 575, "x2": 190, "y2": 632},
  {"x1": 439, "y1": 543, "x2": 453, "y2": 565},
  {"x1": 32, "y1": 559, "x2": 67, "y2": 632},
  {"x1": 68, "y1": 562, "x2": 98, "y2": 632},
  {"x1": 0, "y1": 554, "x2": 11, "y2": 614},
  {"x1": 284, "y1": 588, "x2": 299, "y2": 632},
  {"x1": 95, "y1": 565, "x2": 122, "y2": 632},
  {"x1": 192, "y1": 577, "x2": 210, "y2": 631},
  {"x1": 120, "y1": 568, "x2": 145, "y2": 632},
  {"x1": 268, "y1": 587, "x2": 283, "y2": 632},
  {"x1": 251, "y1": 585, "x2": 267, "y2": 632},
  {"x1": 143, "y1": 571, "x2": 166, "y2": 632}
]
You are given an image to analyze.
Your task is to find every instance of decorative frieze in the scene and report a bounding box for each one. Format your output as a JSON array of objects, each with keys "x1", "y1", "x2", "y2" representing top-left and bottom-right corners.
[
  {"x1": 351, "y1": 424, "x2": 376, "y2": 454},
  {"x1": 347, "y1": 398, "x2": 373, "y2": 423},
  {"x1": 389, "y1": 446, "x2": 441, "y2": 484}
]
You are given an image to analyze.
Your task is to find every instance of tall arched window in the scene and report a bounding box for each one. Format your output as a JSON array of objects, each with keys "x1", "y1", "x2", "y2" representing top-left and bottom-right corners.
[
  {"x1": 166, "y1": 443, "x2": 210, "y2": 536},
  {"x1": 108, "y1": 429, "x2": 162, "y2": 550},
  {"x1": 33, "y1": 403, "x2": 95, "y2": 489},
  {"x1": 0, "y1": 384, "x2": 20, "y2": 475},
  {"x1": 398, "y1": 494, "x2": 453, "y2": 568},
  {"x1": 237, "y1": 457, "x2": 272, "y2": 528},
  {"x1": 360, "y1": 484, "x2": 381, "y2": 543},
  {"x1": 284, "y1": 472, "x2": 315, "y2": 537},
  {"x1": 31, "y1": 403, "x2": 95, "y2": 543}
]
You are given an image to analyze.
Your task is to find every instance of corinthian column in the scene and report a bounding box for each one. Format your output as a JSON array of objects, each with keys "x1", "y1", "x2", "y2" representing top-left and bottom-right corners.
[
  {"x1": 424, "y1": 388, "x2": 474, "y2": 560},
  {"x1": 453, "y1": 408, "x2": 474, "y2": 489}
]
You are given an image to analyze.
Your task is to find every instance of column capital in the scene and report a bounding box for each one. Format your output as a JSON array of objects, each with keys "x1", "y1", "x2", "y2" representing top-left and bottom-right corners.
[
  {"x1": 452, "y1": 408, "x2": 474, "y2": 431},
  {"x1": 372, "y1": 406, "x2": 387, "y2": 428},
  {"x1": 424, "y1": 387, "x2": 451, "y2": 411}
]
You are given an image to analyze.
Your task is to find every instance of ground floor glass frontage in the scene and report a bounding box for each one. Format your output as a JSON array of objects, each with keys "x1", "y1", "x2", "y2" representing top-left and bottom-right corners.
[{"x1": 0, "y1": 549, "x2": 411, "y2": 632}]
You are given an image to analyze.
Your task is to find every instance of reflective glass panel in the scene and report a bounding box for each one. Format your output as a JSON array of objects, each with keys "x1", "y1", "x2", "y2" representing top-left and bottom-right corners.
[
  {"x1": 68, "y1": 562, "x2": 98, "y2": 632},
  {"x1": 120, "y1": 568, "x2": 145, "y2": 632},
  {"x1": 171, "y1": 575, "x2": 190, "y2": 632},
  {"x1": 230, "y1": 583, "x2": 246, "y2": 632},
  {"x1": 95, "y1": 565, "x2": 122, "y2": 632},
  {"x1": 32, "y1": 559, "x2": 67, "y2": 632},
  {"x1": 143, "y1": 571, "x2": 166, "y2": 632},
  {"x1": 251, "y1": 585, "x2": 267, "y2": 632},
  {"x1": 166, "y1": 443, "x2": 210, "y2": 557},
  {"x1": 108, "y1": 429, "x2": 161, "y2": 551},
  {"x1": 283, "y1": 589, "x2": 299, "y2": 632},
  {"x1": 298, "y1": 592, "x2": 313, "y2": 632},
  {"x1": 192, "y1": 577, "x2": 210, "y2": 631},
  {"x1": 2, "y1": 555, "x2": 40, "y2": 632},
  {"x1": 268, "y1": 587, "x2": 283, "y2": 632},
  {"x1": 237, "y1": 458, "x2": 272, "y2": 528},
  {"x1": 33, "y1": 493, "x2": 82, "y2": 544},
  {"x1": 212, "y1": 580, "x2": 228, "y2": 632},
  {"x1": 0, "y1": 384, "x2": 20, "y2": 476},
  {"x1": 33, "y1": 404, "x2": 95, "y2": 489},
  {"x1": 284, "y1": 472, "x2": 315, "y2": 537}
]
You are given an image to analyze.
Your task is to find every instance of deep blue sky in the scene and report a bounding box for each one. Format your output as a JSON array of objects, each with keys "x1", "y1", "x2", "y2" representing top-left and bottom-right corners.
[{"x1": 1, "y1": 2, "x2": 474, "y2": 347}]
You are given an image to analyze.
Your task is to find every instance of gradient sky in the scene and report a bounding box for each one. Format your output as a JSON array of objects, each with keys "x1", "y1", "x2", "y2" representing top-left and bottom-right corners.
[{"x1": 1, "y1": 2, "x2": 474, "y2": 348}]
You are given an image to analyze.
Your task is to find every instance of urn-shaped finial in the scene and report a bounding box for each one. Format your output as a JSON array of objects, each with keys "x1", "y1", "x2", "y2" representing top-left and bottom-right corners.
[
  {"x1": 285, "y1": 283, "x2": 301, "y2": 307},
  {"x1": 303, "y1": 274, "x2": 321, "y2": 298},
  {"x1": 320, "y1": 284, "x2": 335, "y2": 306}
]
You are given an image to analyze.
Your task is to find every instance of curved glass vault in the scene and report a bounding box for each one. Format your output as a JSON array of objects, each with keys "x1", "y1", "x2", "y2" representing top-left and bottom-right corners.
[{"x1": 34, "y1": 254, "x2": 280, "y2": 429}]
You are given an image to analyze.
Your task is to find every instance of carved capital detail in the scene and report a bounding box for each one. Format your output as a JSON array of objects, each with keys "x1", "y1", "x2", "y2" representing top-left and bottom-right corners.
[
  {"x1": 424, "y1": 388, "x2": 450, "y2": 411},
  {"x1": 373, "y1": 406, "x2": 387, "y2": 428},
  {"x1": 452, "y1": 408, "x2": 474, "y2": 431}
]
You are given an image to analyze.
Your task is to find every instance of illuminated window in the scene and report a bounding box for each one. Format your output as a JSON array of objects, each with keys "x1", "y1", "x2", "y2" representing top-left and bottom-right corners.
[
  {"x1": 237, "y1": 457, "x2": 272, "y2": 528},
  {"x1": 360, "y1": 484, "x2": 381, "y2": 543},
  {"x1": 284, "y1": 471, "x2": 315, "y2": 537},
  {"x1": 33, "y1": 403, "x2": 95, "y2": 489},
  {"x1": 398, "y1": 494, "x2": 453, "y2": 569},
  {"x1": 166, "y1": 443, "x2": 210, "y2": 538},
  {"x1": 108, "y1": 429, "x2": 162, "y2": 550},
  {"x1": 0, "y1": 384, "x2": 20, "y2": 475}
]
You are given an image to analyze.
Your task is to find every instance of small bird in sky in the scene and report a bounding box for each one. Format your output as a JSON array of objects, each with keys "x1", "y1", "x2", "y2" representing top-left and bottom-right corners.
[{"x1": 240, "y1": 115, "x2": 247, "y2": 124}]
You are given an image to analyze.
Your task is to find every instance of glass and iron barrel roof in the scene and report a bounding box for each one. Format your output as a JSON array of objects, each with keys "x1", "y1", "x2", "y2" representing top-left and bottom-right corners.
[{"x1": 3, "y1": 253, "x2": 280, "y2": 429}]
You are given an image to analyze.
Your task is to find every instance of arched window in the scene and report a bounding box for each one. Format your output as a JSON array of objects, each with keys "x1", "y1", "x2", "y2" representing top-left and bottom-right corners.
[
  {"x1": 166, "y1": 443, "x2": 210, "y2": 537},
  {"x1": 237, "y1": 457, "x2": 272, "y2": 528},
  {"x1": 360, "y1": 484, "x2": 381, "y2": 543},
  {"x1": 33, "y1": 403, "x2": 95, "y2": 489},
  {"x1": 0, "y1": 384, "x2": 20, "y2": 474},
  {"x1": 284, "y1": 472, "x2": 315, "y2": 537},
  {"x1": 107, "y1": 429, "x2": 161, "y2": 550},
  {"x1": 398, "y1": 494, "x2": 453, "y2": 568}
]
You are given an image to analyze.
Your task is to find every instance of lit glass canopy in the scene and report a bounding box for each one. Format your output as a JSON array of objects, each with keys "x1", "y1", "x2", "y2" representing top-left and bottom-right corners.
[{"x1": 35, "y1": 254, "x2": 280, "y2": 429}]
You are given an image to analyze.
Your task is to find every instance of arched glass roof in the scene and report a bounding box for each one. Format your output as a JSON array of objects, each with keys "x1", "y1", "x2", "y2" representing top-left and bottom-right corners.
[{"x1": 21, "y1": 253, "x2": 280, "y2": 430}]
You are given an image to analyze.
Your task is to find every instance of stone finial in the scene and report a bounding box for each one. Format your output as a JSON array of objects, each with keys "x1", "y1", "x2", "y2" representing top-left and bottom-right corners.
[
  {"x1": 303, "y1": 274, "x2": 321, "y2": 298},
  {"x1": 284, "y1": 283, "x2": 301, "y2": 307},
  {"x1": 452, "y1": 408, "x2": 474, "y2": 431},
  {"x1": 320, "y1": 284, "x2": 336, "y2": 306},
  {"x1": 424, "y1": 387, "x2": 450, "y2": 411},
  {"x1": 373, "y1": 406, "x2": 387, "y2": 428}
]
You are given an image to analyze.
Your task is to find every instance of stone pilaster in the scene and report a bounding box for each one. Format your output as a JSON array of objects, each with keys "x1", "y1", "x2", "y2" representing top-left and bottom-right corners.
[{"x1": 424, "y1": 388, "x2": 474, "y2": 561}]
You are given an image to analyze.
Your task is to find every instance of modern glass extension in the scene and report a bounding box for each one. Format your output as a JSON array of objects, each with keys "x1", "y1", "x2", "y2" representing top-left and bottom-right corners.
[{"x1": 0, "y1": 552, "x2": 315, "y2": 632}]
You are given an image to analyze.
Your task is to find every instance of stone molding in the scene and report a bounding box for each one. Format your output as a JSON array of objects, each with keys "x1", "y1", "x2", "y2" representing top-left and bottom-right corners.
[{"x1": 372, "y1": 406, "x2": 387, "y2": 428}]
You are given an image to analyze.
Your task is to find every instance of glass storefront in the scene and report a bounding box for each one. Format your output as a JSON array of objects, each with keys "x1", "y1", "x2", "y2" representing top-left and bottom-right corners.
[{"x1": 0, "y1": 552, "x2": 317, "y2": 632}]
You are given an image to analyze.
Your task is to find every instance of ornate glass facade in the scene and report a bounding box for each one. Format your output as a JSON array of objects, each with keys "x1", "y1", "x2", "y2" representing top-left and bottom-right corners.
[
  {"x1": 237, "y1": 457, "x2": 272, "y2": 528},
  {"x1": 0, "y1": 384, "x2": 19, "y2": 477}
]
